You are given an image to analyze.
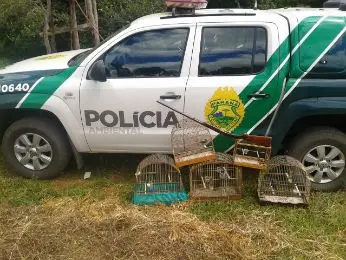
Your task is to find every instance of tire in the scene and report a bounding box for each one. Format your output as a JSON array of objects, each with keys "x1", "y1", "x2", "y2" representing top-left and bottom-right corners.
[
  {"x1": 2, "y1": 117, "x2": 71, "y2": 180},
  {"x1": 288, "y1": 127, "x2": 346, "y2": 192}
]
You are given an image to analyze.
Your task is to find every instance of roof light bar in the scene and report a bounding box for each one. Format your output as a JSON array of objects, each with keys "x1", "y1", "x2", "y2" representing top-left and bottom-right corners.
[
  {"x1": 165, "y1": 0, "x2": 208, "y2": 10},
  {"x1": 323, "y1": 0, "x2": 346, "y2": 8}
]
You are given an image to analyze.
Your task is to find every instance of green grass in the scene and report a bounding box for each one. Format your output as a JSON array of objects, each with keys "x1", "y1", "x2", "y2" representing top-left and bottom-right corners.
[
  {"x1": 0, "y1": 154, "x2": 345, "y2": 259},
  {"x1": 0, "y1": 154, "x2": 137, "y2": 207},
  {"x1": 191, "y1": 183, "x2": 346, "y2": 258}
]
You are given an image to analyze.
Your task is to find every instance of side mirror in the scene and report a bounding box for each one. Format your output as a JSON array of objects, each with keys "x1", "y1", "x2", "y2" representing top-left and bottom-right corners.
[{"x1": 88, "y1": 60, "x2": 107, "y2": 82}]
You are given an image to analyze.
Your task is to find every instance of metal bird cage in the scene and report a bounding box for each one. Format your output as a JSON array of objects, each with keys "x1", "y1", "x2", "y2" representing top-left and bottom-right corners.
[
  {"x1": 258, "y1": 156, "x2": 311, "y2": 205},
  {"x1": 234, "y1": 138, "x2": 272, "y2": 170},
  {"x1": 171, "y1": 118, "x2": 217, "y2": 168},
  {"x1": 133, "y1": 154, "x2": 188, "y2": 205},
  {"x1": 189, "y1": 153, "x2": 243, "y2": 201}
]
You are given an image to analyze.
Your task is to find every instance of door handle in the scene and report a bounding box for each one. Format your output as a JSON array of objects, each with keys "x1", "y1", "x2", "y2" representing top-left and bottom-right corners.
[
  {"x1": 248, "y1": 93, "x2": 270, "y2": 99},
  {"x1": 160, "y1": 94, "x2": 182, "y2": 100}
]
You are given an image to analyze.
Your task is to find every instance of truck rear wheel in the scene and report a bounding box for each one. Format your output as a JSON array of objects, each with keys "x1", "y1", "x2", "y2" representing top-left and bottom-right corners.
[
  {"x1": 288, "y1": 127, "x2": 346, "y2": 191},
  {"x1": 2, "y1": 117, "x2": 71, "y2": 180}
]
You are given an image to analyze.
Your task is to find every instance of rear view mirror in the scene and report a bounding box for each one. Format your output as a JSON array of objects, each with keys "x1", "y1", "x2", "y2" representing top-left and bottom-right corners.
[{"x1": 88, "y1": 60, "x2": 107, "y2": 82}]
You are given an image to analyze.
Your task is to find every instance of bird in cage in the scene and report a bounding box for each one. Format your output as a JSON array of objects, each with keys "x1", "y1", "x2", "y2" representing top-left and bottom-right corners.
[
  {"x1": 217, "y1": 166, "x2": 231, "y2": 180},
  {"x1": 204, "y1": 176, "x2": 214, "y2": 190},
  {"x1": 258, "y1": 156, "x2": 310, "y2": 205},
  {"x1": 133, "y1": 154, "x2": 188, "y2": 205},
  {"x1": 190, "y1": 153, "x2": 243, "y2": 201},
  {"x1": 145, "y1": 181, "x2": 154, "y2": 193}
]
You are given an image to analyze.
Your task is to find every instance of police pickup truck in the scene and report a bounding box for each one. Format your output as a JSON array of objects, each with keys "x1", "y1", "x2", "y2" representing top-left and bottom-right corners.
[{"x1": 1, "y1": 5, "x2": 346, "y2": 191}]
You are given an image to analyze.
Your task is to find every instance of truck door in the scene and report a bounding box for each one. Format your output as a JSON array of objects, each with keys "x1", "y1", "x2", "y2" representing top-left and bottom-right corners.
[
  {"x1": 80, "y1": 24, "x2": 196, "y2": 152},
  {"x1": 184, "y1": 22, "x2": 280, "y2": 152}
]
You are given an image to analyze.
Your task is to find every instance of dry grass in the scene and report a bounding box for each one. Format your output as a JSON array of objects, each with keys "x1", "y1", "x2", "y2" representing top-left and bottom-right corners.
[
  {"x1": 1, "y1": 192, "x2": 345, "y2": 260},
  {"x1": 0, "y1": 154, "x2": 345, "y2": 260},
  {"x1": 0, "y1": 196, "x2": 297, "y2": 260}
]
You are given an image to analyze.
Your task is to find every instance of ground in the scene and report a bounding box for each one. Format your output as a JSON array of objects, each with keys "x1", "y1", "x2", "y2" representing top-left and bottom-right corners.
[{"x1": 0, "y1": 154, "x2": 345, "y2": 260}]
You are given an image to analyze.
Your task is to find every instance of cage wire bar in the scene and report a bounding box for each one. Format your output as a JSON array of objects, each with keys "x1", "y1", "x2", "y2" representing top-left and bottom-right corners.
[
  {"x1": 258, "y1": 156, "x2": 311, "y2": 205},
  {"x1": 190, "y1": 153, "x2": 243, "y2": 201},
  {"x1": 233, "y1": 138, "x2": 272, "y2": 170},
  {"x1": 133, "y1": 154, "x2": 188, "y2": 205},
  {"x1": 171, "y1": 118, "x2": 217, "y2": 168}
]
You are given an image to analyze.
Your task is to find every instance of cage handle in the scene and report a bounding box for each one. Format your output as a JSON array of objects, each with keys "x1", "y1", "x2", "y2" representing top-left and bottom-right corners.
[{"x1": 157, "y1": 100, "x2": 271, "y2": 147}]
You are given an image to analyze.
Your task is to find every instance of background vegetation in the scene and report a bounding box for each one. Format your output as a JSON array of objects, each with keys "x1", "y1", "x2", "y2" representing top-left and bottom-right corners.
[{"x1": 0, "y1": 0, "x2": 326, "y2": 63}]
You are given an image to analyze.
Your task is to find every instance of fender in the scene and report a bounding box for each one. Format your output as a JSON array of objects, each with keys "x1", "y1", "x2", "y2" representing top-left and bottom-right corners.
[
  {"x1": 0, "y1": 66, "x2": 89, "y2": 152},
  {"x1": 40, "y1": 95, "x2": 90, "y2": 152},
  {"x1": 269, "y1": 97, "x2": 346, "y2": 152},
  {"x1": 0, "y1": 93, "x2": 30, "y2": 109},
  {"x1": 17, "y1": 93, "x2": 90, "y2": 152}
]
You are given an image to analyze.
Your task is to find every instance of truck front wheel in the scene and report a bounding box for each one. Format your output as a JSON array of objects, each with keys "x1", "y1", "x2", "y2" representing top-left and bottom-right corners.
[
  {"x1": 2, "y1": 117, "x2": 71, "y2": 180},
  {"x1": 288, "y1": 127, "x2": 346, "y2": 191}
]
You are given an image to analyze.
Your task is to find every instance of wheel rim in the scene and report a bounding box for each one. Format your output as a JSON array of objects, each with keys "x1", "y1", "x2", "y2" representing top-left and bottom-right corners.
[
  {"x1": 302, "y1": 145, "x2": 345, "y2": 184},
  {"x1": 14, "y1": 133, "x2": 53, "y2": 171}
]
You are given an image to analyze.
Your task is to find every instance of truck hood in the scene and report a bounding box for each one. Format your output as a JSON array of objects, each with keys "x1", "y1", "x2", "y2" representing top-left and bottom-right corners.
[{"x1": 0, "y1": 49, "x2": 88, "y2": 75}]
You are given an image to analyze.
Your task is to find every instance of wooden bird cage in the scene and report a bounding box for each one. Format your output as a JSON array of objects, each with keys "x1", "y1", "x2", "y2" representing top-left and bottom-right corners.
[
  {"x1": 171, "y1": 118, "x2": 217, "y2": 168},
  {"x1": 258, "y1": 156, "x2": 311, "y2": 205},
  {"x1": 189, "y1": 153, "x2": 243, "y2": 201},
  {"x1": 233, "y1": 138, "x2": 272, "y2": 170},
  {"x1": 133, "y1": 154, "x2": 187, "y2": 205}
]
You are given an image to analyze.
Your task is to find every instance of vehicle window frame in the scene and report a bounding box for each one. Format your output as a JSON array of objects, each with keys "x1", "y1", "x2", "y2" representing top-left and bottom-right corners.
[
  {"x1": 198, "y1": 26, "x2": 268, "y2": 77},
  {"x1": 102, "y1": 27, "x2": 191, "y2": 79}
]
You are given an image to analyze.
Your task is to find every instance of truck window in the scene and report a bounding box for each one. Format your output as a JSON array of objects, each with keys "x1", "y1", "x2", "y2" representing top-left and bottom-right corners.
[
  {"x1": 199, "y1": 27, "x2": 267, "y2": 76},
  {"x1": 310, "y1": 33, "x2": 346, "y2": 74},
  {"x1": 104, "y1": 28, "x2": 189, "y2": 78}
]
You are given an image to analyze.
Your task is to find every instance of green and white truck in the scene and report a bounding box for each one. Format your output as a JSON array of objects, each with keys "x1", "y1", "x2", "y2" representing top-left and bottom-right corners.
[{"x1": 1, "y1": 4, "x2": 346, "y2": 191}]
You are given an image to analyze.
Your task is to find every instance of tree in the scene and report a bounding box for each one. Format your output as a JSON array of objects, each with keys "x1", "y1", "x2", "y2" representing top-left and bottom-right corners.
[
  {"x1": 85, "y1": 0, "x2": 100, "y2": 46},
  {"x1": 0, "y1": 0, "x2": 45, "y2": 59},
  {"x1": 0, "y1": 0, "x2": 329, "y2": 61},
  {"x1": 43, "y1": 0, "x2": 53, "y2": 53},
  {"x1": 70, "y1": 0, "x2": 80, "y2": 50}
]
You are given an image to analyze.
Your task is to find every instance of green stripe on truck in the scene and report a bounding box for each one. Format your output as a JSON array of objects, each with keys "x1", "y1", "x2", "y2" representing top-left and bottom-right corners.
[
  {"x1": 20, "y1": 66, "x2": 77, "y2": 109},
  {"x1": 213, "y1": 16, "x2": 344, "y2": 152}
]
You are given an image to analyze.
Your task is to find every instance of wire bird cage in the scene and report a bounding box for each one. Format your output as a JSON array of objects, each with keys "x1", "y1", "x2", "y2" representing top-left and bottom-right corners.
[
  {"x1": 233, "y1": 138, "x2": 272, "y2": 170},
  {"x1": 189, "y1": 153, "x2": 243, "y2": 201},
  {"x1": 258, "y1": 156, "x2": 311, "y2": 205},
  {"x1": 171, "y1": 119, "x2": 217, "y2": 168},
  {"x1": 133, "y1": 154, "x2": 188, "y2": 205}
]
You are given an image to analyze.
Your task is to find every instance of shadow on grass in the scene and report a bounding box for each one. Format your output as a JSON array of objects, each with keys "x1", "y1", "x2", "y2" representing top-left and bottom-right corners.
[{"x1": 0, "y1": 153, "x2": 148, "y2": 207}]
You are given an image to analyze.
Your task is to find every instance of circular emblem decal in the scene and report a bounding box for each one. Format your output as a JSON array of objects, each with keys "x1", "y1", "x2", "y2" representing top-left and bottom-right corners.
[{"x1": 204, "y1": 87, "x2": 245, "y2": 133}]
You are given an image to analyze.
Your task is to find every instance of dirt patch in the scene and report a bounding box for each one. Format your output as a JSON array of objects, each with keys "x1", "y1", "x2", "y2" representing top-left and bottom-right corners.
[{"x1": 52, "y1": 179, "x2": 86, "y2": 188}]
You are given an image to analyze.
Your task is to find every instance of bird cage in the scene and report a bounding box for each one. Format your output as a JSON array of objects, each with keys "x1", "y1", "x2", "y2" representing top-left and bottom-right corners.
[
  {"x1": 189, "y1": 153, "x2": 243, "y2": 201},
  {"x1": 258, "y1": 156, "x2": 311, "y2": 205},
  {"x1": 133, "y1": 154, "x2": 188, "y2": 205},
  {"x1": 171, "y1": 118, "x2": 217, "y2": 168},
  {"x1": 233, "y1": 137, "x2": 272, "y2": 170}
]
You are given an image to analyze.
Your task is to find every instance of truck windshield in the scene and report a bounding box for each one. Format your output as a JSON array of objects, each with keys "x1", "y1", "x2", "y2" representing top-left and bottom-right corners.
[{"x1": 68, "y1": 24, "x2": 130, "y2": 67}]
